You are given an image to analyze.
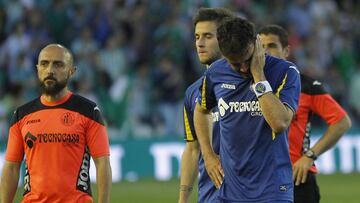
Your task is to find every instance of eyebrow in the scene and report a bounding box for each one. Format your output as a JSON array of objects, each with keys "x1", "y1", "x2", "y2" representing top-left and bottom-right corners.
[
  {"x1": 39, "y1": 60, "x2": 64, "y2": 64},
  {"x1": 266, "y1": 42, "x2": 279, "y2": 47},
  {"x1": 195, "y1": 32, "x2": 214, "y2": 36}
]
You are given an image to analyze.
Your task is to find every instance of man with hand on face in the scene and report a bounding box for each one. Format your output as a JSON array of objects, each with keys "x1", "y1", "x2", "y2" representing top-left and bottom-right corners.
[
  {"x1": 0, "y1": 44, "x2": 112, "y2": 203},
  {"x1": 178, "y1": 8, "x2": 235, "y2": 203},
  {"x1": 194, "y1": 17, "x2": 301, "y2": 203},
  {"x1": 259, "y1": 24, "x2": 352, "y2": 203}
]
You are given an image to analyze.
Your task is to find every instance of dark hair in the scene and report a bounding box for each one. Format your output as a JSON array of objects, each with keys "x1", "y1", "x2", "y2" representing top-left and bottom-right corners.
[
  {"x1": 193, "y1": 8, "x2": 235, "y2": 27},
  {"x1": 258, "y1": 24, "x2": 289, "y2": 47},
  {"x1": 217, "y1": 17, "x2": 256, "y2": 58}
]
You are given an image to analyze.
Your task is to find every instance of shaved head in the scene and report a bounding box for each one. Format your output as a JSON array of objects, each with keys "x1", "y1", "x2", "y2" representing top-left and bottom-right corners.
[
  {"x1": 37, "y1": 43, "x2": 76, "y2": 96},
  {"x1": 39, "y1": 44, "x2": 74, "y2": 66}
]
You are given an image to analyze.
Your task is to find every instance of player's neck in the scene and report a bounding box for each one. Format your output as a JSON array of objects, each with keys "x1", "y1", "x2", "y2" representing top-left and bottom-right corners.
[
  {"x1": 42, "y1": 88, "x2": 70, "y2": 103},
  {"x1": 232, "y1": 66, "x2": 251, "y2": 78}
]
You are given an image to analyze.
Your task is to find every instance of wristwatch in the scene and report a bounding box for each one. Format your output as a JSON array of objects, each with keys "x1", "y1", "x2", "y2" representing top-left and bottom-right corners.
[
  {"x1": 304, "y1": 149, "x2": 317, "y2": 160},
  {"x1": 252, "y1": 81, "x2": 272, "y2": 98}
]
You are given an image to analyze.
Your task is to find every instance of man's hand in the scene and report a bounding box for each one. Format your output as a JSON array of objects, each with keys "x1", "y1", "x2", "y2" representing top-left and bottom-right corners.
[
  {"x1": 293, "y1": 156, "x2": 314, "y2": 186},
  {"x1": 250, "y1": 35, "x2": 266, "y2": 82},
  {"x1": 203, "y1": 152, "x2": 224, "y2": 189}
]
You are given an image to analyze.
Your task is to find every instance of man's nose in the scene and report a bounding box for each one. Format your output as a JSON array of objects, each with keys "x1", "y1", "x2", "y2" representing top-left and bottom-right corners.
[
  {"x1": 264, "y1": 47, "x2": 270, "y2": 55},
  {"x1": 197, "y1": 37, "x2": 205, "y2": 47},
  {"x1": 46, "y1": 63, "x2": 56, "y2": 74}
]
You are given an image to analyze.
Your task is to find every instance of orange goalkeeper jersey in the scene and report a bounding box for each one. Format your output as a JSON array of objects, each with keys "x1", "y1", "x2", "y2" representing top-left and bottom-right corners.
[{"x1": 5, "y1": 92, "x2": 110, "y2": 203}]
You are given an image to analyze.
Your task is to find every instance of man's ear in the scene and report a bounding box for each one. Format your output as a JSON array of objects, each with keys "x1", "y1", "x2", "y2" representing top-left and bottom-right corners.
[
  {"x1": 70, "y1": 66, "x2": 77, "y2": 75},
  {"x1": 284, "y1": 45, "x2": 290, "y2": 59}
]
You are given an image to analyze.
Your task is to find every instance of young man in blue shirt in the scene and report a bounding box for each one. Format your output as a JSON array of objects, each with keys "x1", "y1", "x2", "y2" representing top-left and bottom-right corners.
[
  {"x1": 194, "y1": 17, "x2": 301, "y2": 202},
  {"x1": 178, "y1": 8, "x2": 235, "y2": 203}
]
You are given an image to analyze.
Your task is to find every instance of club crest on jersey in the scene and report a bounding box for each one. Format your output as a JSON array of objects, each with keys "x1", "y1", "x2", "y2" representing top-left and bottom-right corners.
[
  {"x1": 218, "y1": 97, "x2": 262, "y2": 117},
  {"x1": 221, "y1": 83, "x2": 236, "y2": 90},
  {"x1": 61, "y1": 112, "x2": 75, "y2": 126}
]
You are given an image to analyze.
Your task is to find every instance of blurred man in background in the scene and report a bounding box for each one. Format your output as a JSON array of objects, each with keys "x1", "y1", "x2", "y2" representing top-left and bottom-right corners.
[
  {"x1": 178, "y1": 8, "x2": 235, "y2": 203},
  {"x1": 259, "y1": 24, "x2": 352, "y2": 203},
  {"x1": 0, "y1": 44, "x2": 112, "y2": 203}
]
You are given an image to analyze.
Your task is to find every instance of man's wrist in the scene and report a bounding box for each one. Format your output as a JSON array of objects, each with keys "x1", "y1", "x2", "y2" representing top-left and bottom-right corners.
[
  {"x1": 180, "y1": 185, "x2": 193, "y2": 192},
  {"x1": 304, "y1": 149, "x2": 318, "y2": 160},
  {"x1": 202, "y1": 150, "x2": 216, "y2": 160},
  {"x1": 252, "y1": 80, "x2": 272, "y2": 98},
  {"x1": 252, "y1": 72, "x2": 266, "y2": 83}
]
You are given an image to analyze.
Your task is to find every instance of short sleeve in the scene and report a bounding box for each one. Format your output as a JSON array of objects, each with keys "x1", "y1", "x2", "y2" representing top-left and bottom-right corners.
[
  {"x1": 276, "y1": 66, "x2": 301, "y2": 113},
  {"x1": 198, "y1": 74, "x2": 217, "y2": 110},
  {"x1": 310, "y1": 94, "x2": 347, "y2": 125},
  {"x1": 5, "y1": 111, "x2": 24, "y2": 162},
  {"x1": 183, "y1": 97, "x2": 197, "y2": 141},
  {"x1": 86, "y1": 106, "x2": 110, "y2": 158}
]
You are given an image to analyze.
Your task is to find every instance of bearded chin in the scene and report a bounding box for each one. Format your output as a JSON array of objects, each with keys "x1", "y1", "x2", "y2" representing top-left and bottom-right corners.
[{"x1": 40, "y1": 79, "x2": 68, "y2": 95}]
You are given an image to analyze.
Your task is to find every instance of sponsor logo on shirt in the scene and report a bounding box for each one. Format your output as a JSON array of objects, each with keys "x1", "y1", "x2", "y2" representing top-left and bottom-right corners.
[
  {"x1": 23, "y1": 163, "x2": 31, "y2": 195},
  {"x1": 24, "y1": 132, "x2": 37, "y2": 148},
  {"x1": 77, "y1": 146, "x2": 92, "y2": 195},
  {"x1": 289, "y1": 65, "x2": 300, "y2": 74},
  {"x1": 218, "y1": 97, "x2": 262, "y2": 117},
  {"x1": 279, "y1": 185, "x2": 287, "y2": 192},
  {"x1": 221, "y1": 83, "x2": 236, "y2": 90},
  {"x1": 26, "y1": 119, "x2": 41, "y2": 125},
  {"x1": 37, "y1": 133, "x2": 80, "y2": 144},
  {"x1": 24, "y1": 132, "x2": 80, "y2": 148},
  {"x1": 211, "y1": 111, "x2": 220, "y2": 122}
]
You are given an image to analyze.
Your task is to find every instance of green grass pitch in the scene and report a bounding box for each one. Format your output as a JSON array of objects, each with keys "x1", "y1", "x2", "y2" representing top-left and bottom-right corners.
[{"x1": 13, "y1": 173, "x2": 360, "y2": 202}]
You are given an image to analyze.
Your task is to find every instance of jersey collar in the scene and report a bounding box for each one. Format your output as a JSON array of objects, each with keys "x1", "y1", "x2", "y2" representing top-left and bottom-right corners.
[{"x1": 40, "y1": 91, "x2": 73, "y2": 106}]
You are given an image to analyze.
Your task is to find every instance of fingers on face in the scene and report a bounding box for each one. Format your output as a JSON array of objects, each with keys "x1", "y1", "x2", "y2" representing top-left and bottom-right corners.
[{"x1": 256, "y1": 35, "x2": 264, "y2": 55}]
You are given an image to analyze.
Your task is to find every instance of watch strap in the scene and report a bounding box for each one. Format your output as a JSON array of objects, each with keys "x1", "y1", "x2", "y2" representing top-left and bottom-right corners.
[{"x1": 252, "y1": 80, "x2": 273, "y2": 98}]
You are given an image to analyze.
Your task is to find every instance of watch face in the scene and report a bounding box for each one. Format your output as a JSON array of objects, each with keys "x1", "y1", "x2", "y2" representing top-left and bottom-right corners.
[
  {"x1": 255, "y1": 83, "x2": 266, "y2": 94},
  {"x1": 306, "y1": 150, "x2": 314, "y2": 157}
]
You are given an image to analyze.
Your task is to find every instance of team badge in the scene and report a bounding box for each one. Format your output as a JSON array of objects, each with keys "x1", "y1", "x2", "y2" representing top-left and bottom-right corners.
[{"x1": 61, "y1": 112, "x2": 75, "y2": 126}]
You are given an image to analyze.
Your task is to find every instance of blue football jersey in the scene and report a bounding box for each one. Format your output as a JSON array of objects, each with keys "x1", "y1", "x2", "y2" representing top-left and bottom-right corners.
[
  {"x1": 183, "y1": 76, "x2": 220, "y2": 203},
  {"x1": 198, "y1": 56, "x2": 300, "y2": 202}
]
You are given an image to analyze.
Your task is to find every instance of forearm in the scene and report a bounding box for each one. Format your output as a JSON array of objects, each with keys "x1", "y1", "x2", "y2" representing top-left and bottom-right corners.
[
  {"x1": 258, "y1": 93, "x2": 293, "y2": 133},
  {"x1": 311, "y1": 115, "x2": 352, "y2": 156},
  {"x1": 253, "y1": 73, "x2": 293, "y2": 133},
  {"x1": 194, "y1": 103, "x2": 214, "y2": 158},
  {"x1": 179, "y1": 142, "x2": 200, "y2": 203},
  {"x1": 95, "y1": 156, "x2": 112, "y2": 203},
  {"x1": 0, "y1": 161, "x2": 21, "y2": 203}
]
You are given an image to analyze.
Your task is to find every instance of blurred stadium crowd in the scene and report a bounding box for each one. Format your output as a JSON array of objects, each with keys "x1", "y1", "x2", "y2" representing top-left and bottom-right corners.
[{"x1": 0, "y1": 0, "x2": 359, "y2": 140}]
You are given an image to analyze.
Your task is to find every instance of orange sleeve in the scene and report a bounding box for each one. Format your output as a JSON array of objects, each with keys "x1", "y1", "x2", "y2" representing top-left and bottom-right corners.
[
  {"x1": 86, "y1": 109, "x2": 110, "y2": 158},
  {"x1": 310, "y1": 94, "x2": 347, "y2": 125},
  {"x1": 5, "y1": 122, "x2": 24, "y2": 162}
]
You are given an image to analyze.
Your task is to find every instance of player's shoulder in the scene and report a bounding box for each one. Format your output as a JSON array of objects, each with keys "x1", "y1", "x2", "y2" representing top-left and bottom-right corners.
[
  {"x1": 205, "y1": 58, "x2": 228, "y2": 75},
  {"x1": 12, "y1": 97, "x2": 42, "y2": 125},
  {"x1": 185, "y1": 76, "x2": 204, "y2": 97},
  {"x1": 185, "y1": 77, "x2": 203, "y2": 100},
  {"x1": 300, "y1": 73, "x2": 327, "y2": 95},
  {"x1": 67, "y1": 94, "x2": 105, "y2": 125},
  {"x1": 68, "y1": 94, "x2": 98, "y2": 109},
  {"x1": 266, "y1": 55, "x2": 299, "y2": 73},
  {"x1": 16, "y1": 97, "x2": 41, "y2": 113}
]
